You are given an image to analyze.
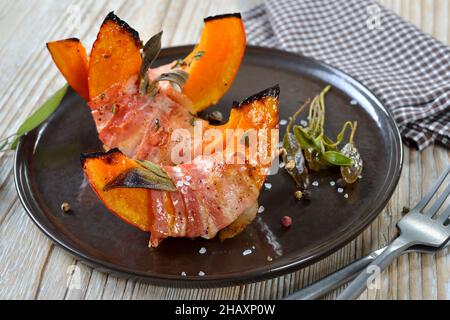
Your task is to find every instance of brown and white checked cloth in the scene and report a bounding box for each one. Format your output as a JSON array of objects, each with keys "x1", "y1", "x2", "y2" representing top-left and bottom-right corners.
[{"x1": 243, "y1": 0, "x2": 450, "y2": 150}]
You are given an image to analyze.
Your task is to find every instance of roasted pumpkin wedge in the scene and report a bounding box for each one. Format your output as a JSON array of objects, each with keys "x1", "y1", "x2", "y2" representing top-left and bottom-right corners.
[
  {"x1": 81, "y1": 149, "x2": 153, "y2": 231},
  {"x1": 88, "y1": 12, "x2": 142, "y2": 99},
  {"x1": 182, "y1": 13, "x2": 246, "y2": 113},
  {"x1": 47, "y1": 38, "x2": 90, "y2": 100},
  {"x1": 48, "y1": 12, "x2": 245, "y2": 112}
]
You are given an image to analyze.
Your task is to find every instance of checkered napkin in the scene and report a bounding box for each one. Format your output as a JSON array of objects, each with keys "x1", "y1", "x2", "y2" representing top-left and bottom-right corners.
[{"x1": 243, "y1": 0, "x2": 450, "y2": 150}]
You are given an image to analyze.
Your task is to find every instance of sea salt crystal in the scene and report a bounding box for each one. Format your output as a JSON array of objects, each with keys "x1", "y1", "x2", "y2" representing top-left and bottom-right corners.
[
  {"x1": 242, "y1": 249, "x2": 253, "y2": 256},
  {"x1": 264, "y1": 182, "x2": 272, "y2": 190},
  {"x1": 279, "y1": 119, "x2": 288, "y2": 126},
  {"x1": 350, "y1": 99, "x2": 358, "y2": 105},
  {"x1": 267, "y1": 256, "x2": 273, "y2": 262},
  {"x1": 279, "y1": 162, "x2": 285, "y2": 168},
  {"x1": 330, "y1": 181, "x2": 336, "y2": 187},
  {"x1": 312, "y1": 181, "x2": 319, "y2": 187},
  {"x1": 337, "y1": 187, "x2": 344, "y2": 193},
  {"x1": 181, "y1": 272, "x2": 187, "y2": 276},
  {"x1": 176, "y1": 180, "x2": 184, "y2": 188},
  {"x1": 184, "y1": 180, "x2": 191, "y2": 186},
  {"x1": 173, "y1": 200, "x2": 179, "y2": 206},
  {"x1": 258, "y1": 206, "x2": 265, "y2": 214},
  {"x1": 198, "y1": 271, "x2": 205, "y2": 276},
  {"x1": 300, "y1": 120, "x2": 308, "y2": 127},
  {"x1": 199, "y1": 247, "x2": 207, "y2": 255},
  {"x1": 185, "y1": 176, "x2": 191, "y2": 181},
  {"x1": 344, "y1": 193, "x2": 349, "y2": 199}
]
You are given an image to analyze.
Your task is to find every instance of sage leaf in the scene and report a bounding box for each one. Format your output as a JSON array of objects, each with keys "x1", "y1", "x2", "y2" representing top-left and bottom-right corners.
[
  {"x1": 11, "y1": 84, "x2": 68, "y2": 149},
  {"x1": 193, "y1": 50, "x2": 204, "y2": 60},
  {"x1": 103, "y1": 160, "x2": 177, "y2": 192},
  {"x1": 139, "y1": 31, "x2": 163, "y2": 94},
  {"x1": 136, "y1": 159, "x2": 173, "y2": 180},
  {"x1": 322, "y1": 151, "x2": 353, "y2": 166},
  {"x1": 0, "y1": 140, "x2": 8, "y2": 151}
]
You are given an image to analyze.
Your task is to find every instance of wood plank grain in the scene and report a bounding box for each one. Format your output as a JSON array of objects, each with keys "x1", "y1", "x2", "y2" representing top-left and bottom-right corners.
[
  {"x1": 434, "y1": 148, "x2": 450, "y2": 299},
  {"x1": 420, "y1": 147, "x2": 439, "y2": 300},
  {"x1": 434, "y1": 0, "x2": 449, "y2": 43}
]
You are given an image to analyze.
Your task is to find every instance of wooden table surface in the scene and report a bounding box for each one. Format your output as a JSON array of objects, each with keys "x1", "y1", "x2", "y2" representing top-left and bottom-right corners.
[{"x1": 0, "y1": 0, "x2": 449, "y2": 300}]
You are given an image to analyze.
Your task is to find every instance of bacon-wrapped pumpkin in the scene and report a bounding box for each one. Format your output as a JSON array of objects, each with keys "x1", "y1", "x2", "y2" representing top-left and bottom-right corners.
[
  {"x1": 48, "y1": 12, "x2": 280, "y2": 246},
  {"x1": 82, "y1": 87, "x2": 279, "y2": 246}
]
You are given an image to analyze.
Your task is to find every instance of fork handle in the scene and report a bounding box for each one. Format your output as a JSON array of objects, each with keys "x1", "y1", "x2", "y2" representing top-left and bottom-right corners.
[
  {"x1": 284, "y1": 249, "x2": 382, "y2": 300},
  {"x1": 337, "y1": 236, "x2": 416, "y2": 300}
]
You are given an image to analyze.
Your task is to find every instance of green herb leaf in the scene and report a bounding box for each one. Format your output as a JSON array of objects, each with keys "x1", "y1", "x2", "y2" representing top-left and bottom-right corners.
[
  {"x1": 193, "y1": 50, "x2": 205, "y2": 60},
  {"x1": 315, "y1": 136, "x2": 326, "y2": 154},
  {"x1": 139, "y1": 31, "x2": 163, "y2": 94},
  {"x1": 0, "y1": 140, "x2": 8, "y2": 151},
  {"x1": 103, "y1": 159, "x2": 177, "y2": 192},
  {"x1": 136, "y1": 160, "x2": 173, "y2": 180},
  {"x1": 293, "y1": 126, "x2": 319, "y2": 152},
  {"x1": 322, "y1": 151, "x2": 353, "y2": 166},
  {"x1": 10, "y1": 84, "x2": 68, "y2": 149}
]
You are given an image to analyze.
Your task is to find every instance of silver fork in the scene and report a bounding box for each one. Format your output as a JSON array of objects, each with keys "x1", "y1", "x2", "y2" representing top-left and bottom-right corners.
[
  {"x1": 337, "y1": 165, "x2": 450, "y2": 300},
  {"x1": 285, "y1": 241, "x2": 449, "y2": 300}
]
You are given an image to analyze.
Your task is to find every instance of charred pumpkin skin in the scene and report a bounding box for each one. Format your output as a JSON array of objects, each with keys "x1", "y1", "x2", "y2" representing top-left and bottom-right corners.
[
  {"x1": 88, "y1": 12, "x2": 142, "y2": 99},
  {"x1": 81, "y1": 86, "x2": 279, "y2": 241},
  {"x1": 47, "y1": 38, "x2": 90, "y2": 100},
  {"x1": 81, "y1": 148, "x2": 152, "y2": 231},
  {"x1": 182, "y1": 13, "x2": 246, "y2": 113},
  {"x1": 48, "y1": 12, "x2": 245, "y2": 112}
]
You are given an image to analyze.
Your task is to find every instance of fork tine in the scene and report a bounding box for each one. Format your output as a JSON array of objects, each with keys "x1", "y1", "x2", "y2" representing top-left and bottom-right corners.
[
  {"x1": 414, "y1": 166, "x2": 450, "y2": 213},
  {"x1": 437, "y1": 203, "x2": 450, "y2": 223},
  {"x1": 424, "y1": 183, "x2": 450, "y2": 217}
]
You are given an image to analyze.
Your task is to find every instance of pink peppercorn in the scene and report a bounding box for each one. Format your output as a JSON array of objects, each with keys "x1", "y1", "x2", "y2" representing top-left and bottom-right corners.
[{"x1": 281, "y1": 216, "x2": 292, "y2": 227}]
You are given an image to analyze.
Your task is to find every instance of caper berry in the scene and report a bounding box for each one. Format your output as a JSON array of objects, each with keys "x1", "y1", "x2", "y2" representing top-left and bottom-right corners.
[{"x1": 340, "y1": 143, "x2": 363, "y2": 184}]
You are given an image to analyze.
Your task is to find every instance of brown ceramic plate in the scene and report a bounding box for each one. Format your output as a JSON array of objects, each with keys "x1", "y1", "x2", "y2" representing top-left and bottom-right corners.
[{"x1": 14, "y1": 46, "x2": 402, "y2": 287}]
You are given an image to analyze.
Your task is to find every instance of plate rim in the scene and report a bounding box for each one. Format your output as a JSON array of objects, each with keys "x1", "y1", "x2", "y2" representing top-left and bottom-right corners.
[{"x1": 14, "y1": 45, "x2": 403, "y2": 287}]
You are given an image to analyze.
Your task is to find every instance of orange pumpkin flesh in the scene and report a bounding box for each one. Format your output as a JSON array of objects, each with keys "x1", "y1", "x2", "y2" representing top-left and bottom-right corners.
[
  {"x1": 48, "y1": 12, "x2": 245, "y2": 111},
  {"x1": 81, "y1": 86, "x2": 279, "y2": 236},
  {"x1": 47, "y1": 38, "x2": 90, "y2": 100},
  {"x1": 182, "y1": 13, "x2": 246, "y2": 113},
  {"x1": 87, "y1": 12, "x2": 142, "y2": 99},
  {"x1": 81, "y1": 149, "x2": 152, "y2": 231}
]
